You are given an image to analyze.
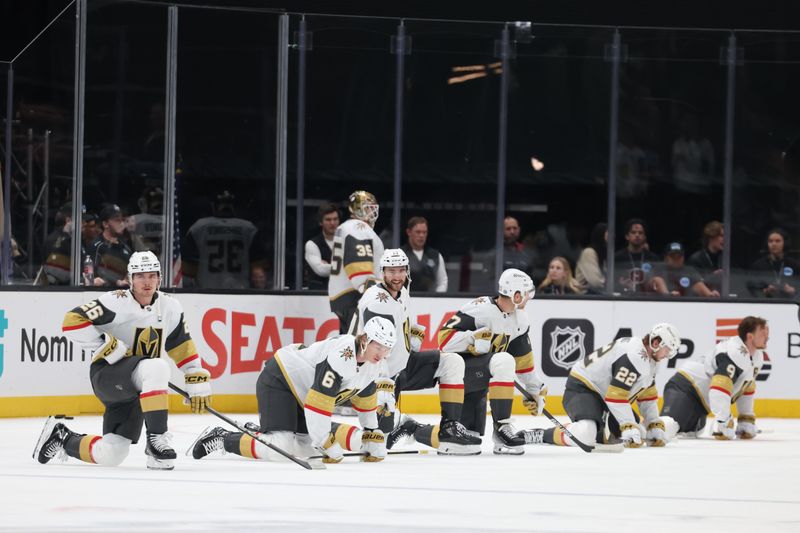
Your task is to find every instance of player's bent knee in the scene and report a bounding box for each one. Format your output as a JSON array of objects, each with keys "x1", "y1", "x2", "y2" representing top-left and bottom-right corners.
[
  {"x1": 93, "y1": 434, "x2": 131, "y2": 466},
  {"x1": 569, "y1": 420, "x2": 598, "y2": 445},
  {"x1": 133, "y1": 358, "x2": 170, "y2": 389},
  {"x1": 437, "y1": 352, "x2": 464, "y2": 381},
  {"x1": 488, "y1": 352, "x2": 515, "y2": 379}
]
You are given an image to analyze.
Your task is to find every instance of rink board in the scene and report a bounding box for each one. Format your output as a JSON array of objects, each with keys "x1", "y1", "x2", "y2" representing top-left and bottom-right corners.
[{"x1": 1, "y1": 291, "x2": 799, "y2": 417}]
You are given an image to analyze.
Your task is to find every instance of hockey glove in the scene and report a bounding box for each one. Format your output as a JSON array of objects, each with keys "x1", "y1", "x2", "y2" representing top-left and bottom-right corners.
[
  {"x1": 361, "y1": 428, "x2": 386, "y2": 462},
  {"x1": 646, "y1": 419, "x2": 667, "y2": 447},
  {"x1": 91, "y1": 333, "x2": 129, "y2": 364},
  {"x1": 736, "y1": 415, "x2": 757, "y2": 439},
  {"x1": 620, "y1": 423, "x2": 644, "y2": 448},
  {"x1": 712, "y1": 417, "x2": 735, "y2": 440},
  {"x1": 375, "y1": 379, "x2": 396, "y2": 416},
  {"x1": 522, "y1": 384, "x2": 547, "y2": 416},
  {"x1": 469, "y1": 327, "x2": 493, "y2": 355},
  {"x1": 184, "y1": 368, "x2": 212, "y2": 413},
  {"x1": 315, "y1": 433, "x2": 344, "y2": 464},
  {"x1": 409, "y1": 324, "x2": 426, "y2": 352}
]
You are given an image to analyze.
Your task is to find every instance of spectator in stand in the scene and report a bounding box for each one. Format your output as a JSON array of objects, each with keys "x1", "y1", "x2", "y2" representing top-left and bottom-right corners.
[
  {"x1": 613, "y1": 218, "x2": 660, "y2": 294},
  {"x1": 538, "y1": 256, "x2": 583, "y2": 295},
  {"x1": 304, "y1": 203, "x2": 339, "y2": 290},
  {"x1": 654, "y1": 242, "x2": 718, "y2": 297},
  {"x1": 89, "y1": 204, "x2": 133, "y2": 288},
  {"x1": 747, "y1": 228, "x2": 800, "y2": 299},
  {"x1": 401, "y1": 216, "x2": 448, "y2": 293},
  {"x1": 687, "y1": 220, "x2": 725, "y2": 294},
  {"x1": 41, "y1": 203, "x2": 100, "y2": 285},
  {"x1": 502, "y1": 216, "x2": 532, "y2": 275},
  {"x1": 251, "y1": 263, "x2": 269, "y2": 290},
  {"x1": 576, "y1": 222, "x2": 607, "y2": 294}
]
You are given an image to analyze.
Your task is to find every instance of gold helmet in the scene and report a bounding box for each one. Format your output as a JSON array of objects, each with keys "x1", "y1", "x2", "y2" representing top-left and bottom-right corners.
[{"x1": 348, "y1": 190, "x2": 379, "y2": 227}]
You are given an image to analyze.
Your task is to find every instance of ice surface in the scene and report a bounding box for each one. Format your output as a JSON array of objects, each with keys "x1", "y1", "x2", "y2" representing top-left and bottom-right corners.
[{"x1": 1, "y1": 414, "x2": 799, "y2": 532}]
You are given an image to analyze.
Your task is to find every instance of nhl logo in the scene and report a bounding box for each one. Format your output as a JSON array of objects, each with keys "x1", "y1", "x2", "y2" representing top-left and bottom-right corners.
[
  {"x1": 542, "y1": 318, "x2": 594, "y2": 377},
  {"x1": 549, "y1": 327, "x2": 586, "y2": 370}
]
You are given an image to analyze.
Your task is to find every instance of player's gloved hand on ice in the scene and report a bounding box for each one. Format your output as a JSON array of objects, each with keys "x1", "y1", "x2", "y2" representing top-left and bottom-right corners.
[
  {"x1": 361, "y1": 428, "x2": 386, "y2": 462},
  {"x1": 621, "y1": 423, "x2": 644, "y2": 448},
  {"x1": 409, "y1": 323, "x2": 426, "y2": 352},
  {"x1": 91, "y1": 333, "x2": 129, "y2": 364},
  {"x1": 522, "y1": 384, "x2": 547, "y2": 416},
  {"x1": 184, "y1": 368, "x2": 212, "y2": 413},
  {"x1": 375, "y1": 379, "x2": 396, "y2": 416},
  {"x1": 712, "y1": 417, "x2": 735, "y2": 440},
  {"x1": 315, "y1": 433, "x2": 345, "y2": 464},
  {"x1": 470, "y1": 327, "x2": 493, "y2": 355},
  {"x1": 646, "y1": 419, "x2": 667, "y2": 447},
  {"x1": 736, "y1": 415, "x2": 758, "y2": 439}
]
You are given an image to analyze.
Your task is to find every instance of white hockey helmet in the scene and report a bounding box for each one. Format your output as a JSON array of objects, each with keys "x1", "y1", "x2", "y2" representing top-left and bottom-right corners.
[
  {"x1": 380, "y1": 248, "x2": 409, "y2": 269},
  {"x1": 498, "y1": 268, "x2": 535, "y2": 302},
  {"x1": 363, "y1": 316, "x2": 396, "y2": 349},
  {"x1": 649, "y1": 322, "x2": 681, "y2": 359},
  {"x1": 348, "y1": 190, "x2": 379, "y2": 227},
  {"x1": 128, "y1": 251, "x2": 161, "y2": 277}
]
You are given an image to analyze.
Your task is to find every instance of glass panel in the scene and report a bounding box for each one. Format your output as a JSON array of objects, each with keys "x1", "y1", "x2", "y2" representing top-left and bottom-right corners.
[
  {"x1": 177, "y1": 8, "x2": 277, "y2": 290},
  {"x1": 7, "y1": 8, "x2": 75, "y2": 285},
  {"x1": 732, "y1": 31, "x2": 800, "y2": 300},
  {"x1": 83, "y1": 1, "x2": 167, "y2": 288},
  {"x1": 615, "y1": 29, "x2": 726, "y2": 298},
  {"x1": 402, "y1": 19, "x2": 504, "y2": 294},
  {"x1": 289, "y1": 15, "x2": 396, "y2": 290},
  {"x1": 508, "y1": 25, "x2": 612, "y2": 295}
]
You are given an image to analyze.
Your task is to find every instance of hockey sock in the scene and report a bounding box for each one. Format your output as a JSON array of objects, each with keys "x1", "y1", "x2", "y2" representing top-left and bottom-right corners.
[
  {"x1": 330, "y1": 422, "x2": 362, "y2": 451},
  {"x1": 414, "y1": 424, "x2": 440, "y2": 449},
  {"x1": 140, "y1": 389, "x2": 168, "y2": 434},
  {"x1": 64, "y1": 433, "x2": 101, "y2": 463},
  {"x1": 438, "y1": 383, "x2": 464, "y2": 421},
  {"x1": 223, "y1": 432, "x2": 261, "y2": 459},
  {"x1": 543, "y1": 427, "x2": 570, "y2": 446},
  {"x1": 488, "y1": 381, "x2": 514, "y2": 422}
]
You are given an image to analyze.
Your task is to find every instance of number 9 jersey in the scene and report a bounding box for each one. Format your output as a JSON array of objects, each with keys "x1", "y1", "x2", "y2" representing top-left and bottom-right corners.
[
  {"x1": 570, "y1": 336, "x2": 660, "y2": 428},
  {"x1": 327, "y1": 219, "x2": 384, "y2": 318}
]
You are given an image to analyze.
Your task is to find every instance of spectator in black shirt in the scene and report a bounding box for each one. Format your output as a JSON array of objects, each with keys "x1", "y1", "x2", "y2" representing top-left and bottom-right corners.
[
  {"x1": 655, "y1": 242, "x2": 719, "y2": 297},
  {"x1": 687, "y1": 220, "x2": 725, "y2": 294},
  {"x1": 748, "y1": 228, "x2": 800, "y2": 299},
  {"x1": 89, "y1": 204, "x2": 133, "y2": 288},
  {"x1": 613, "y1": 218, "x2": 660, "y2": 294}
]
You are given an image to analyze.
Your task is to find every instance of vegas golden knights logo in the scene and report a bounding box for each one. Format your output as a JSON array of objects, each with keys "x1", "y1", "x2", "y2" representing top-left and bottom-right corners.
[{"x1": 133, "y1": 327, "x2": 163, "y2": 358}]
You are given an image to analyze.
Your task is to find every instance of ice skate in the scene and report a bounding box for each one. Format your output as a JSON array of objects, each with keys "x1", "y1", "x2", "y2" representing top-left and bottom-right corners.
[
  {"x1": 386, "y1": 415, "x2": 422, "y2": 449},
  {"x1": 189, "y1": 426, "x2": 230, "y2": 459},
  {"x1": 437, "y1": 419, "x2": 482, "y2": 456},
  {"x1": 33, "y1": 416, "x2": 74, "y2": 464},
  {"x1": 516, "y1": 428, "x2": 545, "y2": 445},
  {"x1": 492, "y1": 420, "x2": 525, "y2": 455},
  {"x1": 145, "y1": 432, "x2": 177, "y2": 470}
]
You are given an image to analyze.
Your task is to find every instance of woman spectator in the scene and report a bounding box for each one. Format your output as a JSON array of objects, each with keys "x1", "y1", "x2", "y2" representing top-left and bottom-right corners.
[
  {"x1": 747, "y1": 228, "x2": 800, "y2": 299},
  {"x1": 538, "y1": 256, "x2": 583, "y2": 295},
  {"x1": 575, "y1": 223, "x2": 607, "y2": 294}
]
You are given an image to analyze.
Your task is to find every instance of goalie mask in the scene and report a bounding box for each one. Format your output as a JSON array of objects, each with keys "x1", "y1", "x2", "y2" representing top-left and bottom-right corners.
[
  {"x1": 648, "y1": 322, "x2": 681, "y2": 359},
  {"x1": 348, "y1": 190, "x2": 379, "y2": 227},
  {"x1": 498, "y1": 268, "x2": 535, "y2": 308}
]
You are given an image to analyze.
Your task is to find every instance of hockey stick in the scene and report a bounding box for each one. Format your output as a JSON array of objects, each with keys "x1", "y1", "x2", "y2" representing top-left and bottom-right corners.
[
  {"x1": 513, "y1": 381, "x2": 622, "y2": 454},
  {"x1": 168, "y1": 383, "x2": 324, "y2": 470},
  {"x1": 307, "y1": 449, "x2": 431, "y2": 460}
]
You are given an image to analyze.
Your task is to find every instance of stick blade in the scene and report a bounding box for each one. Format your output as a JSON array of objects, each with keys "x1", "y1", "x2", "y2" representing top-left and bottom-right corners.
[
  {"x1": 589, "y1": 443, "x2": 624, "y2": 453},
  {"x1": 306, "y1": 458, "x2": 328, "y2": 470}
]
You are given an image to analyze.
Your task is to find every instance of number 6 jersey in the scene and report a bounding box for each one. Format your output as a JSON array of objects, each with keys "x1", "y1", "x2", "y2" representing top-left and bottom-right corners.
[
  {"x1": 327, "y1": 218, "x2": 384, "y2": 316},
  {"x1": 570, "y1": 337, "x2": 660, "y2": 427}
]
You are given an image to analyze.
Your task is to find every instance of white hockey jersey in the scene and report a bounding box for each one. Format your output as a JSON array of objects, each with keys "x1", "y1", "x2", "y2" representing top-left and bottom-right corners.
[
  {"x1": 183, "y1": 216, "x2": 262, "y2": 289},
  {"x1": 62, "y1": 290, "x2": 203, "y2": 374},
  {"x1": 273, "y1": 336, "x2": 379, "y2": 445},
  {"x1": 129, "y1": 212, "x2": 164, "y2": 256},
  {"x1": 570, "y1": 336, "x2": 660, "y2": 427},
  {"x1": 676, "y1": 335, "x2": 762, "y2": 420},
  {"x1": 354, "y1": 283, "x2": 411, "y2": 378},
  {"x1": 327, "y1": 218, "x2": 384, "y2": 314},
  {"x1": 437, "y1": 296, "x2": 540, "y2": 388}
]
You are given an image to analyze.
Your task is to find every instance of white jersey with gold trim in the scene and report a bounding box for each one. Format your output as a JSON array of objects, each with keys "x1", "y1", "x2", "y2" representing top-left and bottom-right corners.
[
  {"x1": 570, "y1": 336, "x2": 660, "y2": 426},
  {"x1": 327, "y1": 219, "x2": 384, "y2": 311},
  {"x1": 354, "y1": 283, "x2": 411, "y2": 378},
  {"x1": 61, "y1": 290, "x2": 203, "y2": 373}
]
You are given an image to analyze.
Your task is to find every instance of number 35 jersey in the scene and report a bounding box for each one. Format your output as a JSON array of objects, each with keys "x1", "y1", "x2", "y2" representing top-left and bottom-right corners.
[
  {"x1": 570, "y1": 336, "x2": 660, "y2": 426},
  {"x1": 327, "y1": 219, "x2": 384, "y2": 314},
  {"x1": 61, "y1": 290, "x2": 203, "y2": 373}
]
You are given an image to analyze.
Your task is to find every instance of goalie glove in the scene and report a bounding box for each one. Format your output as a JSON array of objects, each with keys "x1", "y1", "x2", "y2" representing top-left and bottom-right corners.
[
  {"x1": 712, "y1": 416, "x2": 735, "y2": 440},
  {"x1": 375, "y1": 379, "x2": 396, "y2": 416},
  {"x1": 646, "y1": 419, "x2": 668, "y2": 447},
  {"x1": 91, "y1": 333, "x2": 129, "y2": 364},
  {"x1": 620, "y1": 423, "x2": 644, "y2": 448},
  {"x1": 314, "y1": 432, "x2": 344, "y2": 464},
  {"x1": 736, "y1": 415, "x2": 757, "y2": 439},
  {"x1": 469, "y1": 327, "x2": 493, "y2": 355},
  {"x1": 360, "y1": 428, "x2": 386, "y2": 462},
  {"x1": 184, "y1": 368, "x2": 212, "y2": 414},
  {"x1": 409, "y1": 324, "x2": 426, "y2": 352},
  {"x1": 522, "y1": 384, "x2": 547, "y2": 416}
]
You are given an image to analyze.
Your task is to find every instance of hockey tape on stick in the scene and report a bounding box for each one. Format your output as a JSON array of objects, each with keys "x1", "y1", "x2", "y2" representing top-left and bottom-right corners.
[
  {"x1": 513, "y1": 381, "x2": 622, "y2": 453},
  {"x1": 168, "y1": 382, "x2": 325, "y2": 470},
  {"x1": 307, "y1": 449, "x2": 431, "y2": 460}
]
